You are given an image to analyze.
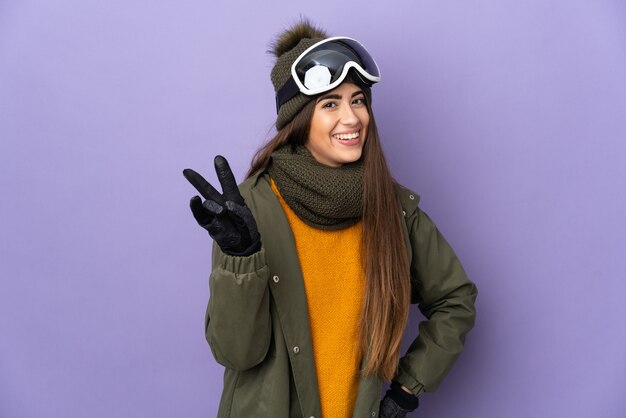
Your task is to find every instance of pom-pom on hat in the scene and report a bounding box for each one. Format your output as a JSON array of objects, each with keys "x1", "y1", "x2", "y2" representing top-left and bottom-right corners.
[{"x1": 270, "y1": 20, "x2": 328, "y2": 130}]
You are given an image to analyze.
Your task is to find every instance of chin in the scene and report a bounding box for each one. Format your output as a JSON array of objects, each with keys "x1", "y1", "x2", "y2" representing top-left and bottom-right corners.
[{"x1": 338, "y1": 150, "x2": 363, "y2": 165}]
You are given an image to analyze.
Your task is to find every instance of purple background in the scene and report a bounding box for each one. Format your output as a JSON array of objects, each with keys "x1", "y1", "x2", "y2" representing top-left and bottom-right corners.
[{"x1": 1, "y1": 1, "x2": 625, "y2": 417}]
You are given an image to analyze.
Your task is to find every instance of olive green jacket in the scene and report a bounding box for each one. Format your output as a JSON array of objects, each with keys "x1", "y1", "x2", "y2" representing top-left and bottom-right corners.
[{"x1": 205, "y1": 172, "x2": 477, "y2": 418}]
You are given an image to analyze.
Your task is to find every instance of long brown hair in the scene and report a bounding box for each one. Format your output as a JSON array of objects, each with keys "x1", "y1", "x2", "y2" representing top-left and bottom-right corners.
[{"x1": 247, "y1": 94, "x2": 411, "y2": 381}]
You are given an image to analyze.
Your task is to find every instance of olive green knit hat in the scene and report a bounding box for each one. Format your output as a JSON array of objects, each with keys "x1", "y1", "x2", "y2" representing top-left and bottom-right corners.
[{"x1": 270, "y1": 20, "x2": 328, "y2": 130}]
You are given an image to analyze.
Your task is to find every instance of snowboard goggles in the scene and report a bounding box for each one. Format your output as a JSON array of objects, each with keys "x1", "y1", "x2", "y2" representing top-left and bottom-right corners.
[{"x1": 275, "y1": 36, "x2": 381, "y2": 112}]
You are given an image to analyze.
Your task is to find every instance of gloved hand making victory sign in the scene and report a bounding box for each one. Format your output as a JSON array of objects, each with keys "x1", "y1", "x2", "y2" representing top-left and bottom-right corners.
[{"x1": 183, "y1": 156, "x2": 261, "y2": 257}]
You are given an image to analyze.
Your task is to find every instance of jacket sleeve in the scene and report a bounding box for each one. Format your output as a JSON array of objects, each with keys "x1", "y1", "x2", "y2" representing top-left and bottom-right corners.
[
  {"x1": 395, "y1": 206, "x2": 478, "y2": 395},
  {"x1": 205, "y1": 241, "x2": 272, "y2": 371}
]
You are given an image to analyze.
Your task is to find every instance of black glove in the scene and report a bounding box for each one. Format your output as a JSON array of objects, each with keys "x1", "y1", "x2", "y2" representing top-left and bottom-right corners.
[
  {"x1": 379, "y1": 382, "x2": 419, "y2": 418},
  {"x1": 183, "y1": 155, "x2": 261, "y2": 256}
]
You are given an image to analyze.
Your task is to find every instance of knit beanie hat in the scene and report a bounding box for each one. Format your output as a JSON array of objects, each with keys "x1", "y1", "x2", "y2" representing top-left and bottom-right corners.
[{"x1": 270, "y1": 20, "x2": 372, "y2": 130}]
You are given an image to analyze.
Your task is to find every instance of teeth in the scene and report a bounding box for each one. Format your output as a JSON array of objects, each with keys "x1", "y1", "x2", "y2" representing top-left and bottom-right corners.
[{"x1": 334, "y1": 132, "x2": 359, "y2": 140}]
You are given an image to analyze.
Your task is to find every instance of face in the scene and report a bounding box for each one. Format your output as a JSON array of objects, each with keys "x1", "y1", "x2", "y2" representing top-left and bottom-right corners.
[{"x1": 306, "y1": 82, "x2": 370, "y2": 167}]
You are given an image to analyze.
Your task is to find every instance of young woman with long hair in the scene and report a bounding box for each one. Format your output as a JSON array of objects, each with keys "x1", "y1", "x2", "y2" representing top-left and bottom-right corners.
[{"x1": 183, "y1": 20, "x2": 477, "y2": 418}]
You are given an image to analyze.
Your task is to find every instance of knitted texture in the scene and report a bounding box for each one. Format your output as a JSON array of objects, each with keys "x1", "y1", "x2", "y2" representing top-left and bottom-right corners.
[
  {"x1": 271, "y1": 37, "x2": 325, "y2": 130},
  {"x1": 268, "y1": 145, "x2": 363, "y2": 230},
  {"x1": 271, "y1": 179, "x2": 365, "y2": 418}
]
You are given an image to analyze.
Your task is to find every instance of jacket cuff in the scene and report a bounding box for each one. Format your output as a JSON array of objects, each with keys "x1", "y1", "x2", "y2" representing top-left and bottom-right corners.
[
  {"x1": 394, "y1": 367, "x2": 426, "y2": 397},
  {"x1": 215, "y1": 246, "x2": 267, "y2": 274}
]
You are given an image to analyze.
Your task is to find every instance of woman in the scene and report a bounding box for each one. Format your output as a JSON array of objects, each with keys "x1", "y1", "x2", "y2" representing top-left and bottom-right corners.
[{"x1": 183, "y1": 20, "x2": 477, "y2": 418}]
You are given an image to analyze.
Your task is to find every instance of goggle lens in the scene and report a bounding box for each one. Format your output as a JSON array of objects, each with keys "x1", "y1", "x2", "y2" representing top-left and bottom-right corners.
[{"x1": 294, "y1": 38, "x2": 380, "y2": 91}]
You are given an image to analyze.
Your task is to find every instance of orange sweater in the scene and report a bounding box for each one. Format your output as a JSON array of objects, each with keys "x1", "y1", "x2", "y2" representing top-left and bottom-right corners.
[{"x1": 271, "y1": 180, "x2": 365, "y2": 418}]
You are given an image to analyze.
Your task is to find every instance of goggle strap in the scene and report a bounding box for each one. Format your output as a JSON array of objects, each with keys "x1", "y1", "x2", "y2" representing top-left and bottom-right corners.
[
  {"x1": 276, "y1": 77, "x2": 300, "y2": 113},
  {"x1": 275, "y1": 67, "x2": 375, "y2": 114}
]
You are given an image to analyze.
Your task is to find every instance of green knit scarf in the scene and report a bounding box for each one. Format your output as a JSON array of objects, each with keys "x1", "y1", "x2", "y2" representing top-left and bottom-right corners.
[{"x1": 268, "y1": 145, "x2": 363, "y2": 230}]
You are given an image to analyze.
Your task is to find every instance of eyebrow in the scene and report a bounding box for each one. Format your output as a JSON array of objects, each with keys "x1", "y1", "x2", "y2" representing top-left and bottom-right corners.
[{"x1": 317, "y1": 90, "x2": 365, "y2": 103}]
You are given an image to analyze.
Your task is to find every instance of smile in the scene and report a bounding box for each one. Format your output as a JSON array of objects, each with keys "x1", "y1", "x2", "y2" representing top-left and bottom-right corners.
[{"x1": 332, "y1": 132, "x2": 360, "y2": 140}]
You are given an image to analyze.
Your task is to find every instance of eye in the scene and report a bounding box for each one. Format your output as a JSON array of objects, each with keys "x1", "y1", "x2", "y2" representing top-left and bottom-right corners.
[
  {"x1": 321, "y1": 101, "x2": 337, "y2": 109},
  {"x1": 352, "y1": 97, "x2": 366, "y2": 106}
]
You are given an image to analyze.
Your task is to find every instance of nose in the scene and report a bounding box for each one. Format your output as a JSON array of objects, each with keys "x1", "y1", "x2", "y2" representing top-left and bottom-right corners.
[{"x1": 339, "y1": 104, "x2": 359, "y2": 126}]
